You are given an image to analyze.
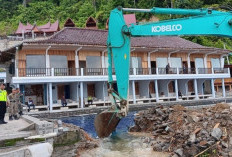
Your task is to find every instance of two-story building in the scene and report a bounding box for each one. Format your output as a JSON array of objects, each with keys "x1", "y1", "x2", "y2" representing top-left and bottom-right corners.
[{"x1": 8, "y1": 16, "x2": 231, "y2": 111}]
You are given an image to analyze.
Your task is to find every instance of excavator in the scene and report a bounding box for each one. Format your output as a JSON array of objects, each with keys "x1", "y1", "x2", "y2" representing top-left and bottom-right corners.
[{"x1": 94, "y1": 6, "x2": 232, "y2": 138}]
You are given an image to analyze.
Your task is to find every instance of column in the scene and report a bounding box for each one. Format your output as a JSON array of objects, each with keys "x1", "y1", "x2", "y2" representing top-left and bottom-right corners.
[
  {"x1": 222, "y1": 78, "x2": 226, "y2": 98},
  {"x1": 194, "y1": 79, "x2": 199, "y2": 99},
  {"x1": 154, "y1": 80, "x2": 159, "y2": 102},
  {"x1": 75, "y1": 53, "x2": 79, "y2": 75},
  {"x1": 187, "y1": 54, "x2": 191, "y2": 68},
  {"x1": 175, "y1": 79, "x2": 178, "y2": 100},
  {"x1": 132, "y1": 80, "x2": 136, "y2": 104},
  {"x1": 46, "y1": 46, "x2": 51, "y2": 76},
  {"x1": 46, "y1": 83, "x2": 49, "y2": 107},
  {"x1": 211, "y1": 79, "x2": 215, "y2": 98},
  {"x1": 80, "y1": 82, "x2": 84, "y2": 108},
  {"x1": 204, "y1": 55, "x2": 208, "y2": 68},
  {"x1": 15, "y1": 47, "x2": 19, "y2": 77},
  {"x1": 49, "y1": 83, "x2": 53, "y2": 111}
]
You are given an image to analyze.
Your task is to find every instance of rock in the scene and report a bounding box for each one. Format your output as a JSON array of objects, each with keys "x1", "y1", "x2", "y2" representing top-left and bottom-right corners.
[
  {"x1": 211, "y1": 128, "x2": 222, "y2": 140},
  {"x1": 221, "y1": 109, "x2": 230, "y2": 114},
  {"x1": 203, "y1": 122, "x2": 208, "y2": 128},
  {"x1": 171, "y1": 154, "x2": 179, "y2": 157},
  {"x1": 228, "y1": 151, "x2": 232, "y2": 157},
  {"x1": 188, "y1": 134, "x2": 196, "y2": 143},
  {"x1": 190, "y1": 115, "x2": 200, "y2": 122},
  {"x1": 221, "y1": 141, "x2": 229, "y2": 148},
  {"x1": 174, "y1": 148, "x2": 183, "y2": 157},
  {"x1": 199, "y1": 140, "x2": 207, "y2": 146}
]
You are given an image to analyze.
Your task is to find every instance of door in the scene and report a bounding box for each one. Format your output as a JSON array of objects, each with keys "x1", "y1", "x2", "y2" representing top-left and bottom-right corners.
[
  {"x1": 58, "y1": 85, "x2": 65, "y2": 99},
  {"x1": 87, "y1": 84, "x2": 95, "y2": 97}
]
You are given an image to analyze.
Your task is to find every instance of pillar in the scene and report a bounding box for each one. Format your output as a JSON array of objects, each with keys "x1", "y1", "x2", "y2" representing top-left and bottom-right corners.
[
  {"x1": 211, "y1": 79, "x2": 215, "y2": 98},
  {"x1": 204, "y1": 55, "x2": 208, "y2": 68},
  {"x1": 187, "y1": 54, "x2": 191, "y2": 68},
  {"x1": 194, "y1": 79, "x2": 199, "y2": 99},
  {"x1": 49, "y1": 83, "x2": 53, "y2": 111},
  {"x1": 15, "y1": 47, "x2": 19, "y2": 77},
  {"x1": 222, "y1": 78, "x2": 226, "y2": 98},
  {"x1": 80, "y1": 82, "x2": 84, "y2": 108},
  {"x1": 154, "y1": 80, "x2": 159, "y2": 102},
  {"x1": 132, "y1": 80, "x2": 136, "y2": 104},
  {"x1": 175, "y1": 79, "x2": 178, "y2": 100}
]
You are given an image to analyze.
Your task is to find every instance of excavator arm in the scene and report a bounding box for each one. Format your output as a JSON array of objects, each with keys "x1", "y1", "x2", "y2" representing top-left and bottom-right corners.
[{"x1": 94, "y1": 6, "x2": 232, "y2": 138}]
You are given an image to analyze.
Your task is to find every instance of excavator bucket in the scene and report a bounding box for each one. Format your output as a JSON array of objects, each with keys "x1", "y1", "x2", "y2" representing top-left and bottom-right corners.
[{"x1": 94, "y1": 110, "x2": 121, "y2": 138}]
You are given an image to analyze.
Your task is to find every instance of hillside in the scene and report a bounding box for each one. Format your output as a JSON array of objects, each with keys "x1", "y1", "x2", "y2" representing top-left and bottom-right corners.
[{"x1": 0, "y1": 0, "x2": 232, "y2": 59}]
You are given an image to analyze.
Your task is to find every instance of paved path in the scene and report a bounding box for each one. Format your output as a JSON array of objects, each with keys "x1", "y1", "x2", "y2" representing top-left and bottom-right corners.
[{"x1": 0, "y1": 114, "x2": 35, "y2": 141}]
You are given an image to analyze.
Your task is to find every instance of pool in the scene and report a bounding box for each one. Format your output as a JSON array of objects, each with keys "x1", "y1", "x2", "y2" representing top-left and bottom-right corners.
[{"x1": 62, "y1": 111, "x2": 136, "y2": 138}]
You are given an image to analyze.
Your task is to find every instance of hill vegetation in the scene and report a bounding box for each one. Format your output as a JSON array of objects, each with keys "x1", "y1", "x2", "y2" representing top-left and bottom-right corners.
[{"x1": 1, "y1": 0, "x2": 232, "y2": 58}]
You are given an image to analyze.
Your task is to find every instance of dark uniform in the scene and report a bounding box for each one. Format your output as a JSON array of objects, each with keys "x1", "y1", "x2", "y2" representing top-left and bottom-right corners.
[{"x1": 0, "y1": 88, "x2": 7, "y2": 124}]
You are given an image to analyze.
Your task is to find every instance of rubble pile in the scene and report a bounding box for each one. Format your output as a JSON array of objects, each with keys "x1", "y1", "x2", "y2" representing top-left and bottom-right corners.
[{"x1": 129, "y1": 103, "x2": 232, "y2": 157}]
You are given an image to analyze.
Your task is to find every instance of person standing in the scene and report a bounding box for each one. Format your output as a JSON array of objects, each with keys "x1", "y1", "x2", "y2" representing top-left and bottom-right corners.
[
  {"x1": 8, "y1": 89, "x2": 19, "y2": 120},
  {"x1": 61, "y1": 96, "x2": 67, "y2": 107},
  {"x1": 166, "y1": 63, "x2": 170, "y2": 74},
  {"x1": 16, "y1": 88, "x2": 23, "y2": 116},
  {"x1": 0, "y1": 83, "x2": 8, "y2": 124}
]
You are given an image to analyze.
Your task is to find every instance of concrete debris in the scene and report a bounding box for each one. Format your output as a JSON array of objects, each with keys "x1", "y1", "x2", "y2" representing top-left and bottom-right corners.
[
  {"x1": 129, "y1": 103, "x2": 232, "y2": 156},
  {"x1": 211, "y1": 128, "x2": 222, "y2": 140}
]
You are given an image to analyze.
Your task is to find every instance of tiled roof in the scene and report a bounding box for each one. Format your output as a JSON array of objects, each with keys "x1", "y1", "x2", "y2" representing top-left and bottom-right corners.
[
  {"x1": 26, "y1": 27, "x2": 225, "y2": 50},
  {"x1": 124, "y1": 14, "x2": 136, "y2": 26},
  {"x1": 15, "y1": 20, "x2": 60, "y2": 34}
]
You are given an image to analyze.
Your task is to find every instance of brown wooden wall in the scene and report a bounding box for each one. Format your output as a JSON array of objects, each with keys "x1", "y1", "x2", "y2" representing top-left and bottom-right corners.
[{"x1": 18, "y1": 49, "x2": 222, "y2": 69}]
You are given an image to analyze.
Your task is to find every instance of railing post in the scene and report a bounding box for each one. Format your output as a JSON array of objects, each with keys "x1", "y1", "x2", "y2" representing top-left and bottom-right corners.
[
  {"x1": 196, "y1": 68, "x2": 198, "y2": 74},
  {"x1": 81, "y1": 68, "x2": 84, "y2": 76},
  {"x1": 15, "y1": 68, "x2": 18, "y2": 77},
  {"x1": 51, "y1": 68, "x2": 54, "y2": 76},
  {"x1": 211, "y1": 67, "x2": 214, "y2": 74},
  {"x1": 156, "y1": 68, "x2": 159, "y2": 75},
  {"x1": 176, "y1": 68, "x2": 179, "y2": 75},
  {"x1": 133, "y1": 68, "x2": 136, "y2": 75},
  {"x1": 76, "y1": 68, "x2": 79, "y2": 76},
  {"x1": 228, "y1": 68, "x2": 230, "y2": 75}
]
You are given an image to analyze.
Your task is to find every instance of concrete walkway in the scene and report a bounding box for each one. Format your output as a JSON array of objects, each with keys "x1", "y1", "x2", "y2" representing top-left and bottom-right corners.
[{"x1": 0, "y1": 114, "x2": 35, "y2": 141}]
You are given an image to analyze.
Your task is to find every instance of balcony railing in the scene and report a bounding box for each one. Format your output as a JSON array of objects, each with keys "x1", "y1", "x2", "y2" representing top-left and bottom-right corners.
[{"x1": 16, "y1": 67, "x2": 230, "y2": 77}]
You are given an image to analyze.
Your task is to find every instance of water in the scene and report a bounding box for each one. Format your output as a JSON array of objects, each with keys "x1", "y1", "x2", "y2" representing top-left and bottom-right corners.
[
  {"x1": 62, "y1": 112, "x2": 136, "y2": 138},
  {"x1": 62, "y1": 112, "x2": 169, "y2": 157}
]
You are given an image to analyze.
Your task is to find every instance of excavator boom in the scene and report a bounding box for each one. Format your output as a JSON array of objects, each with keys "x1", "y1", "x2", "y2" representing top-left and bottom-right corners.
[{"x1": 94, "y1": 6, "x2": 232, "y2": 138}]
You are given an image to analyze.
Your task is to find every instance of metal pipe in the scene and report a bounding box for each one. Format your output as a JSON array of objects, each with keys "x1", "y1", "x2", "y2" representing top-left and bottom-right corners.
[{"x1": 123, "y1": 7, "x2": 208, "y2": 15}]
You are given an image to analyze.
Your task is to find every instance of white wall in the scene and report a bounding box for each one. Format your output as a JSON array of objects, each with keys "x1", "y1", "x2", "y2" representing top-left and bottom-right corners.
[
  {"x1": 52, "y1": 84, "x2": 58, "y2": 102},
  {"x1": 178, "y1": 79, "x2": 188, "y2": 95},
  {"x1": 83, "y1": 83, "x2": 88, "y2": 98},
  {"x1": 138, "y1": 81, "x2": 149, "y2": 98},
  {"x1": 70, "y1": 82, "x2": 77, "y2": 102},
  {"x1": 95, "y1": 82, "x2": 104, "y2": 100},
  {"x1": 158, "y1": 80, "x2": 169, "y2": 96}
]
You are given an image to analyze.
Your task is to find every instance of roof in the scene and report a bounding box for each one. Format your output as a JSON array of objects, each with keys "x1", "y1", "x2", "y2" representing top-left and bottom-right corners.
[
  {"x1": 124, "y1": 14, "x2": 136, "y2": 26},
  {"x1": 15, "y1": 20, "x2": 60, "y2": 34},
  {"x1": 26, "y1": 27, "x2": 223, "y2": 51},
  {"x1": 64, "y1": 18, "x2": 75, "y2": 27}
]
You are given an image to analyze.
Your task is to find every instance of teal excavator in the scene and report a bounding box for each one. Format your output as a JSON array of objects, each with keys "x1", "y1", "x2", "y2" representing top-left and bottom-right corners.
[{"x1": 94, "y1": 6, "x2": 232, "y2": 138}]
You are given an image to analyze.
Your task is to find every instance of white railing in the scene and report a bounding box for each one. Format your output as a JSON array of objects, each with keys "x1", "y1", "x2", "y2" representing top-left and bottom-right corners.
[{"x1": 15, "y1": 67, "x2": 230, "y2": 77}]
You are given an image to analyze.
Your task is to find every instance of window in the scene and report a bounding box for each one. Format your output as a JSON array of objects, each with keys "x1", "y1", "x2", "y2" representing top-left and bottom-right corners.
[
  {"x1": 86, "y1": 56, "x2": 101, "y2": 68},
  {"x1": 170, "y1": 57, "x2": 182, "y2": 68},
  {"x1": 211, "y1": 58, "x2": 221, "y2": 68},
  {"x1": 130, "y1": 57, "x2": 142, "y2": 68},
  {"x1": 156, "y1": 58, "x2": 168, "y2": 68},
  {"x1": 26, "y1": 55, "x2": 45, "y2": 68},
  {"x1": 195, "y1": 58, "x2": 204, "y2": 68},
  {"x1": 50, "y1": 55, "x2": 68, "y2": 68}
]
